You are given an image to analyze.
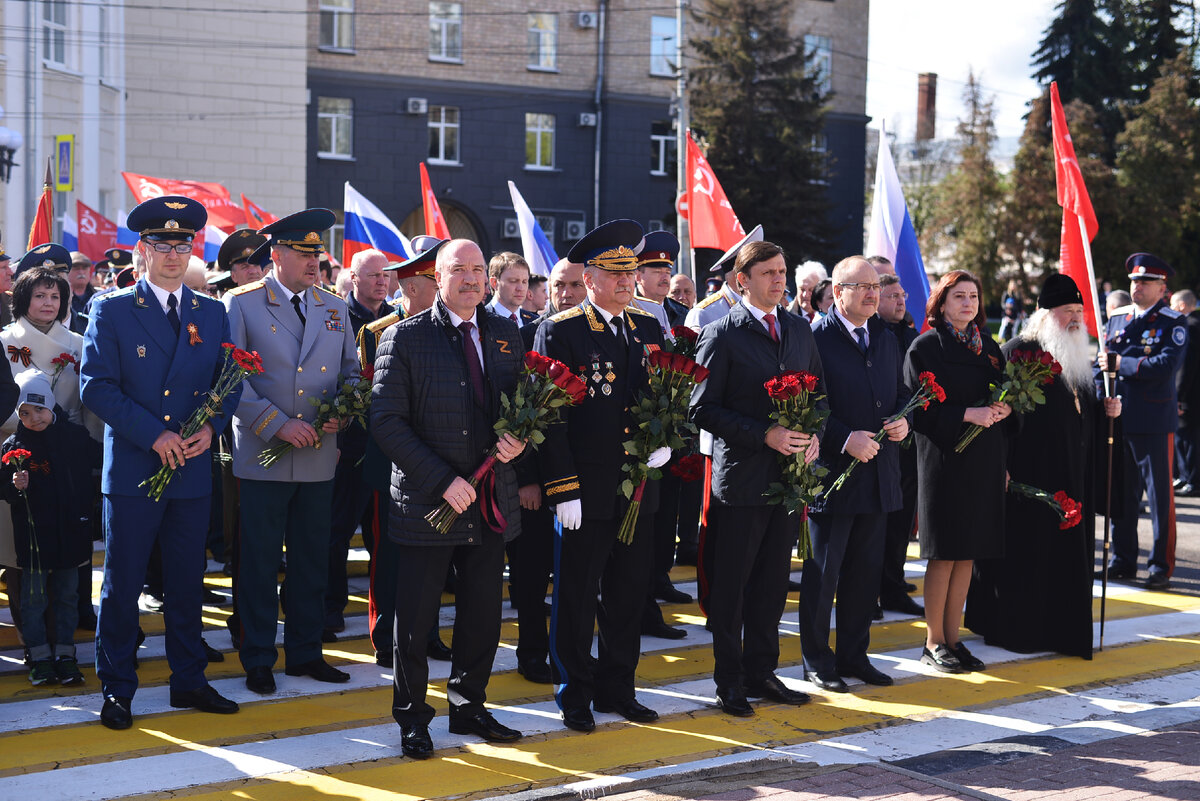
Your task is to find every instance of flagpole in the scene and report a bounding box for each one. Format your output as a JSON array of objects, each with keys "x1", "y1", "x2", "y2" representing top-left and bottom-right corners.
[
  {"x1": 1078, "y1": 216, "x2": 1104, "y2": 342},
  {"x1": 675, "y1": 0, "x2": 691, "y2": 279}
]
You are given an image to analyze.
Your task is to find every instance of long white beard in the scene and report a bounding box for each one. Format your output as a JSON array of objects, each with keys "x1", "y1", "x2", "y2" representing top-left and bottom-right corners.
[{"x1": 1021, "y1": 309, "x2": 1095, "y2": 392}]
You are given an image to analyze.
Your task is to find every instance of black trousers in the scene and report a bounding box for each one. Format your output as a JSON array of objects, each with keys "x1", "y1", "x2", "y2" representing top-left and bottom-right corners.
[
  {"x1": 707, "y1": 503, "x2": 797, "y2": 692},
  {"x1": 362, "y1": 490, "x2": 397, "y2": 657},
  {"x1": 391, "y1": 530, "x2": 505, "y2": 728},
  {"x1": 326, "y1": 457, "x2": 373, "y2": 628},
  {"x1": 800, "y1": 511, "x2": 886, "y2": 676},
  {"x1": 1176, "y1": 419, "x2": 1197, "y2": 486},
  {"x1": 880, "y1": 460, "x2": 917, "y2": 605},
  {"x1": 549, "y1": 511, "x2": 654, "y2": 711},
  {"x1": 511, "y1": 503, "x2": 555, "y2": 663}
]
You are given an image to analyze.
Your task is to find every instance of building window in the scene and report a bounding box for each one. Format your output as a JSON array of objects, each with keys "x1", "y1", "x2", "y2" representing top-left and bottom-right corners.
[
  {"x1": 650, "y1": 122, "x2": 677, "y2": 176},
  {"x1": 43, "y1": 0, "x2": 68, "y2": 67},
  {"x1": 428, "y1": 105, "x2": 460, "y2": 164},
  {"x1": 528, "y1": 13, "x2": 557, "y2": 71},
  {"x1": 429, "y1": 2, "x2": 463, "y2": 62},
  {"x1": 525, "y1": 113, "x2": 555, "y2": 170},
  {"x1": 805, "y1": 34, "x2": 832, "y2": 95},
  {"x1": 320, "y1": 0, "x2": 355, "y2": 51},
  {"x1": 324, "y1": 222, "x2": 345, "y2": 262},
  {"x1": 650, "y1": 15, "x2": 675, "y2": 77},
  {"x1": 317, "y1": 97, "x2": 353, "y2": 159},
  {"x1": 97, "y1": 3, "x2": 109, "y2": 79}
]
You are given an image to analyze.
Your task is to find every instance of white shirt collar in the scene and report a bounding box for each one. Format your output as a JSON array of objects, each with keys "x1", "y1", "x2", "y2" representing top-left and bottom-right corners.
[
  {"x1": 446, "y1": 306, "x2": 479, "y2": 330},
  {"x1": 833, "y1": 307, "x2": 869, "y2": 345},
  {"x1": 489, "y1": 297, "x2": 521, "y2": 319},
  {"x1": 270, "y1": 274, "x2": 307, "y2": 306},
  {"x1": 740, "y1": 298, "x2": 773, "y2": 325},
  {"x1": 593, "y1": 304, "x2": 623, "y2": 328},
  {"x1": 146, "y1": 280, "x2": 183, "y2": 315}
]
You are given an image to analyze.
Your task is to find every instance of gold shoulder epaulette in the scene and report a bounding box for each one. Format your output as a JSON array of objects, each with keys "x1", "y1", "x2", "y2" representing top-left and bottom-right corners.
[
  {"x1": 696, "y1": 292, "x2": 725, "y2": 310},
  {"x1": 367, "y1": 312, "x2": 401, "y2": 334},
  {"x1": 634, "y1": 295, "x2": 662, "y2": 306},
  {"x1": 627, "y1": 305, "x2": 655, "y2": 318},
  {"x1": 315, "y1": 284, "x2": 340, "y2": 298},
  {"x1": 549, "y1": 306, "x2": 584, "y2": 323},
  {"x1": 227, "y1": 279, "x2": 265, "y2": 296}
]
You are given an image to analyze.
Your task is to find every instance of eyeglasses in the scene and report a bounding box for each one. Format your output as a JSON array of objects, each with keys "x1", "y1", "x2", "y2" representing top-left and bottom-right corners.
[
  {"x1": 837, "y1": 282, "x2": 881, "y2": 292},
  {"x1": 144, "y1": 241, "x2": 193, "y2": 255}
]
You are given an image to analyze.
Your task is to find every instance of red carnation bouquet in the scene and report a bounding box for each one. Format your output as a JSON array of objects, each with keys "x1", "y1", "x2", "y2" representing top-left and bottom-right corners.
[
  {"x1": 259, "y1": 372, "x2": 373, "y2": 468},
  {"x1": 2, "y1": 447, "x2": 39, "y2": 577},
  {"x1": 141, "y1": 343, "x2": 264, "y2": 501},
  {"x1": 828, "y1": 371, "x2": 946, "y2": 495},
  {"x1": 617, "y1": 349, "x2": 710, "y2": 543},
  {"x1": 49, "y1": 351, "x2": 79, "y2": 389},
  {"x1": 1008, "y1": 481, "x2": 1083, "y2": 529},
  {"x1": 426, "y1": 351, "x2": 586, "y2": 534},
  {"x1": 763, "y1": 370, "x2": 830, "y2": 558},
  {"x1": 956, "y1": 348, "x2": 1062, "y2": 452}
]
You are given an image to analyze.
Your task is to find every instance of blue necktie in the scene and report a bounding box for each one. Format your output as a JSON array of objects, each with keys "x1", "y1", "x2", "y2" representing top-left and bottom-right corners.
[{"x1": 854, "y1": 326, "x2": 867, "y2": 353}]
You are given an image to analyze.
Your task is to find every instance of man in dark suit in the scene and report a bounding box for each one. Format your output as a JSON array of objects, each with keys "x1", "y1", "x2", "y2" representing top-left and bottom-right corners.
[
  {"x1": 81, "y1": 197, "x2": 241, "y2": 729},
  {"x1": 875, "y1": 268, "x2": 923, "y2": 616},
  {"x1": 535, "y1": 220, "x2": 669, "y2": 732},
  {"x1": 690, "y1": 239, "x2": 821, "y2": 717},
  {"x1": 1171, "y1": 289, "x2": 1200, "y2": 495},
  {"x1": 487, "y1": 251, "x2": 537, "y2": 326},
  {"x1": 802, "y1": 256, "x2": 909, "y2": 693},
  {"x1": 372, "y1": 238, "x2": 526, "y2": 759},
  {"x1": 1099, "y1": 253, "x2": 1186, "y2": 590}
]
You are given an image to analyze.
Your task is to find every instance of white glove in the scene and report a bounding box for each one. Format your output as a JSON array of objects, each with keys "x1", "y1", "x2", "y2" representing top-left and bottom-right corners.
[
  {"x1": 555, "y1": 499, "x2": 582, "y2": 530},
  {"x1": 647, "y1": 446, "x2": 672, "y2": 469}
]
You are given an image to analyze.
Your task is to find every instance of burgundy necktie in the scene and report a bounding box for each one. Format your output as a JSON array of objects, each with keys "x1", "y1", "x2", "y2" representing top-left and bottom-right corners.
[
  {"x1": 511, "y1": 312, "x2": 518, "y2": 323},
  {"x1": 459, "y1": 321, "x2": 486, "y2": 407},
  {"x1": 764, "y1": 313, "x2": 779, "y2": 342}
]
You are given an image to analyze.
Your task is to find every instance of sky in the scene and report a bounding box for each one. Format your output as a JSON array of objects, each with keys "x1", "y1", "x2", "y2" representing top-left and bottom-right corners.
[{"x1": 865, "y1": 0, "x2": 1059, "y2": 142}]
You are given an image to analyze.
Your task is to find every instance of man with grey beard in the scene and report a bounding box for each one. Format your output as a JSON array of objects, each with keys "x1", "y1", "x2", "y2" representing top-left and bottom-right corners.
[{"x1": 965, "y1": 274, "x2": 1121, "y2": 660}]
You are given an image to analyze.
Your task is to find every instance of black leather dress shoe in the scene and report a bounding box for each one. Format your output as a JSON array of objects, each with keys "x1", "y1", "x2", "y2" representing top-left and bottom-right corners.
[
  {"x1": 516, "y1": 658, "x2": 553, "y2": 684},
  {"x1": 642, "y1": 620, "x2": 687, "y2": 640},
  {"x1": 561, "y1": 707, "x2": 596, "y2": 732},
  {"x1": 449, "y1": 710, "x2": 522, "y2": 742},
  {"x1": 949, "y1": 642, "x2": 986, "y2": 672},
  {"x1": 321, "y1": 629, "x2": 339, "y2": 643},
  {"x1": 654, "y1": 581, "x2": 693, "y2": 604},
  {"x1": 807, "y1": 672, "x2": 849, "y2": 693},
  {"x1": 1145, "y1": 570, "x2": 1170, "y2": 590},
  {"x1": 745, "y1": 674, "x2": 811, "y2": 705},
  {"x1": 904, "y1": 581, "x2": 918, "y2": 592},
  {"x1": 203, "y1": 638, "x2": 224, "y2": 663},
  {"x1": 245, "y1": 666, "x2": 276, "y2": 694},
  {"x1": 100, "y1": 694, "x2": 133, "y2": 730},
  {"x1": 170, "y1": 684, "x2": 240, "y2": 714},
  {"x1": 594, "y1": 698, "x2": 659, "y2": 722},
  {"x1": 285, "y1": 658, "x2": 350, "y2": 683},
  {"x1": 715, "y1": 690, "x2": 754, "y2": 717},
  {"x1": 427, "y1": 636, "x2": 453, "y2": 662},
  {"x1": 375, "y1": 650, "x2": 394, "y2": 668},
  {"x1": 920, "y1": 644, "x2": 965, "y2": 674},
  {"x1": 881, "y1": 595, "x2": 924, "y2": 616},
  {"x1": 839, "y1": 662, "x2": 894, "y2": 686},
  {"x1": 401, "y1": 724, "x2": 434, "y2": 759},
  {"x1": 872, "y1": 603, "x2": 884, "y2": 621}
]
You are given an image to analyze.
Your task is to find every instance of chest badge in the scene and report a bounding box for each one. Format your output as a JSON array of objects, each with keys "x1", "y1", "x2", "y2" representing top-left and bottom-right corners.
[{"x1": 137, "y1": 344, "x2": 147, "y2": 358}]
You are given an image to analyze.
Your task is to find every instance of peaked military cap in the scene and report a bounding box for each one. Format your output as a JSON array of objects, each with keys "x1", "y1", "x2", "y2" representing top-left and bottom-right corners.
[
  {"x1": 638, "y1": 230, "x2": 680, "y2": 267},
  {"x1": 14, "y1": 242, "x2": 72, "y2": 277},
  {"x1": 218, "y1": 229, "x2": 269, "y2": 271},
  {"x1": 385, "y1": 237, "x2": 447, "y2": 279},
  {"x1": 1126, "y1": 252, "x2": 1174, "y2": 280},
  {"x1": 710, "y1": 224, "x2": 764, "y2": 274},
  {"x1": 256, "y1": 208, "x2": 335, "y2": 254},
  {"x1": 567, "y1": 219, "x2": 644, "y2": 272},
  {"x1": 126, "y1": 195, "x2": 207, "y2": 239}
]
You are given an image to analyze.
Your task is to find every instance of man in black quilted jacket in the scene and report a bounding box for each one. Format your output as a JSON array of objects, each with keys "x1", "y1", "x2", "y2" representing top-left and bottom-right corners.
[{"x1": 371, "y1": 239, "x2": 526, "y2": 760}]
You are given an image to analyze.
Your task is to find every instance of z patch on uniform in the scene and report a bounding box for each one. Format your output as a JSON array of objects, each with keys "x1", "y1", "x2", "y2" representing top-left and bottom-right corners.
[{"x1": 1173, "y1": 326, "x2": 1187, "y2": 346}]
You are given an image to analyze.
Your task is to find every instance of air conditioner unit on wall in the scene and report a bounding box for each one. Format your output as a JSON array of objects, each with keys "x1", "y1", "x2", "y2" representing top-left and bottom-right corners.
[
  {"x1": 406, "y1": 97, "x2": 428, "y2": 115},
  {"x1": 577, "y1": 113, "x2": 598, "y2": 127},
  {"x1": 502, "y1": 219, "x2": 520, "y2": 239},
  {"x1": 564, "y1": 220, "x2": 587, "y2": 241},
  {"x1": 576, "y1": 12, "x2": 597, "y2": 29}
]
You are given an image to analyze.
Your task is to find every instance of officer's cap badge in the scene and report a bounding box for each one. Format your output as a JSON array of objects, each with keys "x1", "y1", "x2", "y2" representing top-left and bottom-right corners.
[
  {"x1": 34, "y1": 245, "x2": 50, "y2": 254},
  {"x1": 164, "y1": 202, "x2": 188, "y2": 210}
]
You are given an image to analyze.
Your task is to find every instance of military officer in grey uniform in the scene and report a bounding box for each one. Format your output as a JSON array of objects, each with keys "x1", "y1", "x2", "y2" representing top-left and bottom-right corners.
[{"x1": 223, "y1": 209, "x2": 359, "y2": 694}]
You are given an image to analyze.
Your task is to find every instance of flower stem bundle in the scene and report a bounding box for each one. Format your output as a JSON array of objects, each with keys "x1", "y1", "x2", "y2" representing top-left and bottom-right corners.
[
  {"x1": 956, "y1": 349, "x2": 1061, "y2": 453},
  {"x1": 1, "y1": 448, "x2": 40, "y2": 583},
  {"x1": 762, "y1": 371, "x2": 830, "y2": 558}
]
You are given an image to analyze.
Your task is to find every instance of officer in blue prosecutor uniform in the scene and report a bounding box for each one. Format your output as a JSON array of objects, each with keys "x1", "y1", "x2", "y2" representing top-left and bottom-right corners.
[
  {"x1": 1098, "y1": 252, "x2": 1186, "y2": 590},
  {"x1": 81, "y1": 196, "x2": 241, "y2": 730},
  {"x1": 223, "y1": 209, "x2": 359, "y2": 694},
  {"x1": 534, "y1": 220, "x2": 668, "y2": 733}
]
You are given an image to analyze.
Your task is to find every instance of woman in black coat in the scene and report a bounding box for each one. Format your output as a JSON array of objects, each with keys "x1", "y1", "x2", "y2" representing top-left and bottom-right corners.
[{"x1": 904, "y1": 271, "x2": 1012, "y2": 674}]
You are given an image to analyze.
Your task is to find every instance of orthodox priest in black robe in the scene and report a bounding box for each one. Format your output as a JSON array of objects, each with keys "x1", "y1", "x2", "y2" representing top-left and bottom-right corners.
[{"x1": 966, "y1": 274, "x2": 1122, "y2": 660}]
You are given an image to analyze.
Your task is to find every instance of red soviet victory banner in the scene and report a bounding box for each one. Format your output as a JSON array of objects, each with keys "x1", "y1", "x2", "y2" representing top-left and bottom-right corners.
[
  {"x1": 122, "y1": 171, "x2": 245, "y2": 230},
  {"x1": 1050, "y1": 82, "x2": 1103, "y2": 338},
  {"x1": 419, "y1": 162, "x2": 452, "y2": 239},
  {"x1": 685, "y1": 131, "x2": 745, "y2": 251},
  {"x1": 76, "y1": 200, "x2": 119, "y2": 261},
  {"x1": 241, "y1": 194, "x2": 280, "y2": 229}
]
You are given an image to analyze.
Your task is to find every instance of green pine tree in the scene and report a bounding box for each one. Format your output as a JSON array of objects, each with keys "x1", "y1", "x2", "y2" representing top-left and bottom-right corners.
[{"x1": 688, "y1": 0, "x2": 833, "y2": 263}]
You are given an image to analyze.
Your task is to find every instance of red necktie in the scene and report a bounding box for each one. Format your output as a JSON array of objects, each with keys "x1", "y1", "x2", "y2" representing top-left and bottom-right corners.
[
  {"x1": 511, "y1": 312, "x2": 518, "y2": 323},
  {"x1": 458, "y1": 321, "x2": 486, "y2": 407},
  {"x1": 764, "y1": 313, "x2": 779, "y2": 342}
]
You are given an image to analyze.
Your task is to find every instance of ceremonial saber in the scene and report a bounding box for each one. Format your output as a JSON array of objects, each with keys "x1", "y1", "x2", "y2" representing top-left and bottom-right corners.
[{"x1": 1100, "y1": 351, "x2": 1118, "y2": 651}]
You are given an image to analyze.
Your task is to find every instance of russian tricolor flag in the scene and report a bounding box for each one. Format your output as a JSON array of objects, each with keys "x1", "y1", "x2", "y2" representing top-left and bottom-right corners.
[
  {"x1": 202, "y1": 224, "x2": 228, "y2": 263},
  {"x1": 866, "y1": 122, "x2": 931, "y2": 330},
  {"x1": 61, "y1": 211, "x2": 78, "y2": 252},
  {"x1": 343, "y1": 182, "x2": 411, "y2": 269},
  {"x1": 507, "y1": 181, "x2": 557, "y2": 277}
]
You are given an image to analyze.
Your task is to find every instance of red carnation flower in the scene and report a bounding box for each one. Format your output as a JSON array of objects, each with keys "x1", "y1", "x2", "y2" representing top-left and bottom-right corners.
[{"x1": 2, "y1": 448, "x2": 32, "y2": 466}]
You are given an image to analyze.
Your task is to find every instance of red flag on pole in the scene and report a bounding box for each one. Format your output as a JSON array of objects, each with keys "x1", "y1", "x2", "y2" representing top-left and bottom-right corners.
[
  {"x1": 684, "y1": 131, "x2": 745, "y2": 251},
  {"x1": 121, "y1": 172, "x2": 245, "y2": 230},
  {"x1": 1050, "y1": 82, "x2": 1103, "y2": 338},
  {"x1": 241, "y1": 194, "x2": 280, "y2": 229},
  {"x1": 419, "y1": 162, "x2": 452, "y2": 239},
  {"x1": 76, "y1": 200, "x2": 119, "y2": 260},
  {"x1": 27, "y1": 159, "x2": 54, "y2": 250}
]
